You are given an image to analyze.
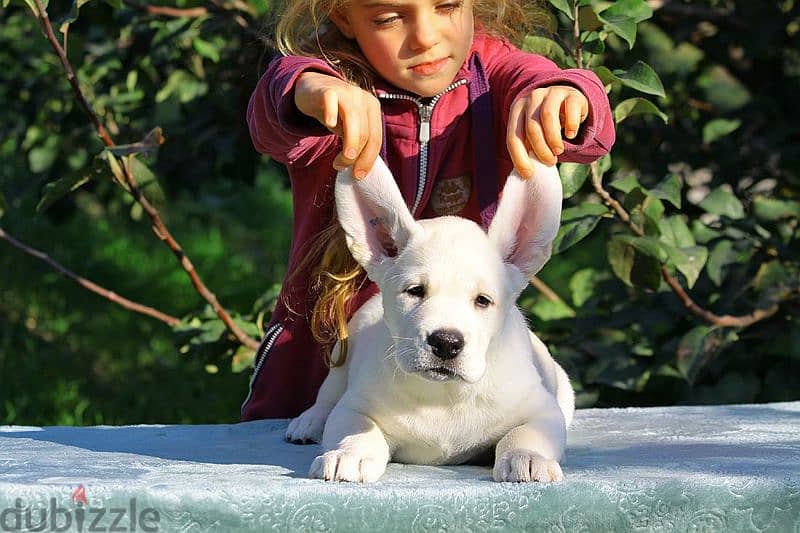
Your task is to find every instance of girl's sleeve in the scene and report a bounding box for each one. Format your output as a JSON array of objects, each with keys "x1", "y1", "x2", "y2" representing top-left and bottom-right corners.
[
  {"x1": 482, "y1": 38, "x2": 615, "y2": 164},
  {"x1": 246, "y1": 55, "x2": 343, "y2": 165}
]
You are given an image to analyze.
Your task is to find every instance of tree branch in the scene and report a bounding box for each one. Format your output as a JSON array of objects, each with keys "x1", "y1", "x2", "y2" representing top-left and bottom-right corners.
[
  {"x1": 32, "y1": 0, "x2": 259, "y2": 351},
  {"x1": 121, "y1": 0, "x2": 275, "y2": 50},
  {"x1": 589, "y1": 162, "x2": 781, "y2": 328},
  {"x1": 530, "y1": 275, "x2": 573, "y2": 310},
  {"x1": 122, "y1": 0, "x2": 208, "y2": 18},
  {"x1": 0, "y1": 227, "x2": 180, "y2": 326}
]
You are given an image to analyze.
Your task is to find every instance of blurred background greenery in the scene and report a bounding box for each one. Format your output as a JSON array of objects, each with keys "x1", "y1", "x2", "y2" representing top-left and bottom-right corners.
[{"x1": 0, "y1": 0, "x2": 798, "y2": 426}]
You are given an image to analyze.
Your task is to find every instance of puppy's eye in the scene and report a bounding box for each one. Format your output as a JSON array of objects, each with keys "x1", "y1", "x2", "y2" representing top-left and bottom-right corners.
[
  {"x1": 405, "y1": 285, "x2": 426, "y2": 298},
  {"x1": 475, "y1": 294, "x2": 493, "y2": 308}
]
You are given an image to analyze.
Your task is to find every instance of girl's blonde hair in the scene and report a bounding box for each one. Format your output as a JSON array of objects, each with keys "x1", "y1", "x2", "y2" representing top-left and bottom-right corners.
[{"x1": 277, "y1": 0, "x2": 540, "y2": 367}]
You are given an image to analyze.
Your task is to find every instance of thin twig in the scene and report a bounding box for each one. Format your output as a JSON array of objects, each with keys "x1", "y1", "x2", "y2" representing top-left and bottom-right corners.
[
  {"x1": 122, "y1": 0, "x2": 208, "y2": 18},
  {"x1": 573, "y1": 3, "x2": 583, "y2": 69},
  {"x1": 121, "y1": 0, "x2": 275, "y2": 49},
  {"x1": 32, "y1": 0, "x2": 259, "y2": 350},
  {"x1": 530, "y1": 275, "x2": 573, "y2": 310},
  {"x1": 0, "y1": 227, "x2": 180, "y2": 326}
]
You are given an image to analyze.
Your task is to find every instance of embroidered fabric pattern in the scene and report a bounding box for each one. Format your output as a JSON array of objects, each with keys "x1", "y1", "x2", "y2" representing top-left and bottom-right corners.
[{"x1": 1, "y1": 402, "x2": 798, "y2": 531}]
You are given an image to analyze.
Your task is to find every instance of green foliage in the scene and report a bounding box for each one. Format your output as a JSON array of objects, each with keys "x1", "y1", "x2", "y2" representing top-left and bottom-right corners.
[
  {"x1": 0, "y1": 0, "x2": 798, "y2": 426},
  {"x1": 527, "y1": 0, "x2": 800, "y2": 408}
]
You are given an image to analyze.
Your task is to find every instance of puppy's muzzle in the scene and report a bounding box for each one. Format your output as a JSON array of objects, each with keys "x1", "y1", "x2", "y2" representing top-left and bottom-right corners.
[{"x1": 427, "y1": 329, "x2": 465, "y2": 360}]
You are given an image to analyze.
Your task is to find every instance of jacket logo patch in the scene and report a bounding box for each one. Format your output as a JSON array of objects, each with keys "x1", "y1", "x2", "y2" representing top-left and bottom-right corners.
[{"x1": 431, "y1": 175, "x2": 471, "y2": 216}]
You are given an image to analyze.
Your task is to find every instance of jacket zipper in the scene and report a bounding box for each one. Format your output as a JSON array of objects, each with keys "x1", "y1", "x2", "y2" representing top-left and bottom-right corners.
[
  {"x1": 240, "y1": 322, "x2": 285, "y2": 414},
  {"x1": 378, "y1": 79, "x2": 467, "y2": 216}
]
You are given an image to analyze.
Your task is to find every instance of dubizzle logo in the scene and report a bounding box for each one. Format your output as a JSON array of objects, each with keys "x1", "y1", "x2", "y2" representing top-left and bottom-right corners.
[
  {"x1": 72, "y1": 485, "x2": 88, "y2": 507},
  {"x1": 0, "y1": 485, "x2": 160, "y2": 532}
]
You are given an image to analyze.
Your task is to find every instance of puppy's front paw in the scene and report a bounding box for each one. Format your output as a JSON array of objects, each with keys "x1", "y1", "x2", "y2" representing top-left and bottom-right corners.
[
  {"x1": 493, "y1": 450, "x2": 563, "y2": 483},
  {"x1": 285, "y1": 403, "x2": 331, "y2": 444},
  {"x1": 309, "y1": 449, "x2": 387, "y2": 483}
]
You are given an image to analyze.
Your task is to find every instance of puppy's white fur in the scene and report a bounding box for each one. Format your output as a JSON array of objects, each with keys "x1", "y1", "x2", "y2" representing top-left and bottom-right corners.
[{"x1": 286, "y1": 156, "x2": 574, "y2": 483}]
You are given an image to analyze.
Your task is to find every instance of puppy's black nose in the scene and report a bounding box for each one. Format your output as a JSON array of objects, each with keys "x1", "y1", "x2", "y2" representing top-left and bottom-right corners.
[{"x1": 427, "y1": 329, "x2": 464, "y2": 360}]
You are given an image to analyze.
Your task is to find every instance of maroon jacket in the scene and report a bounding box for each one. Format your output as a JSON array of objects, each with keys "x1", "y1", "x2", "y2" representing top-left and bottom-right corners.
[{"x1": 241, "y1": 32, "x2": 615, "y2": 420}]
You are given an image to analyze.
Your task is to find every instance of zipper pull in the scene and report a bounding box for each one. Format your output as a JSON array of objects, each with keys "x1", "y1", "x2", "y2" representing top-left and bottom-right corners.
[{"x1": 418, "y1": 104, "x2": 433, "y2": 143}]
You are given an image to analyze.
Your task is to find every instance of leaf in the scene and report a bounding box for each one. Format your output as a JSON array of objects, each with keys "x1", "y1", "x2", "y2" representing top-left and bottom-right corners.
[
  {"x1": 664, "y1": 245, "x2": 708, "y2": 289},
  {"x1": 608, "y1": 236, "x2": 662, "y2": 288},
  {"x1": 702, "y1": 118, "x2": 741, "y2": 144},
  {"x1": 699, "y1": 187, "x2": 745, "y2": 219},
  {"x1": 569, "y1": 268, "x2": 598, "y2": 307},
  {"x1": 559, "y1": 163, "x2": 590, "y2": 198},
  {"x1": 553, "y1": 203, "x2": 609, "y2": 254},
  {"x1": 16, "y1": 0, "x2": 47, "y2": 15},
  {"x1": 585, "y1": 355, "x2": 650, "y2": 391},
  {"x1": 753, "y1": 260, "x2": 791, "y2": 292},
  {"x1": 614, "y1": 234, "x2": 668, "y2": 262},
  {"x1": 593, "y1": 65, "x2": 617, "y2": 87},
  {"x1": 658, "y1": 216, "x2": 695, "y2": 248},
  {"x1": 609, "y1": 174, "x2": 639, "y2": 193},
  {"x1": 608, "y1": 237, "x2": 634, "y2": 285},
  {"x1": 37, "y1": 175, "x2": 91, "y2": 212},
  {"x1": 548, "y1": 0, "x2": 574, "y2": 19},
  {"x1": 193, "y1": 38, "x2": 221, "y2": 63},
  {"x1": 597, "y1": 11, "x2": 638, "y2": 49},
  {"x1": 706, "y1": 240, "x2": 735, "y2": 286},
  {"x1": 231, "y1": 345, "x2": 256, "y2": 373},
  {"x1": 530, "y1": 298, "x2": 576, "y2": 320},
  {"x1": 597, "y1": 0, "x2": 652, "y2": 23},
  {"x1": 28, "y1": 135, "x2": 60, "y2": 173},
  {"x1": 522, "y1": 35, "x2": 569, "y2": 66},
  {"x1": 55, "y1": 0, "x2": 92, "y2": 33},
  {"x1": 677, "y1": 326, "x2": 738, "y2": 384},
  {"x1": 630, "y1": 252, "x2": 661, "y2": 290},
  {"x1": 613, "y1": 61, "x2": 666, "y2": 97},
  {"x1": 697, "y1": 66, "x2": 751, "y2": 112},
  {"x1": 582, "y1": 31, "x2": 605, "y2": 55},
  {"x1": 752, "y1": 196, "x2": 800, "y2": 221},
  {"x1": 578, "y1": 6, "x2": 602, "y2": 31},
  {"x1": 648, "y1": 173, "x2": 682, "y2": 208},
  {"x1": 0, "y1": 191, "x2": 6, "y2": 218},
  {"x1": 642, "y1": 196, "x2": 665, "y2": 227},
  {"x1": 614, "y1": 97, "x2": 668, "y2": 124}
]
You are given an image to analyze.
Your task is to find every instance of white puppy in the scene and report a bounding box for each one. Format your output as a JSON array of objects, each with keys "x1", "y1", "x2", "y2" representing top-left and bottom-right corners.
[{"x1": 285, "y1": 156, "x2": 574, "y2": 483}]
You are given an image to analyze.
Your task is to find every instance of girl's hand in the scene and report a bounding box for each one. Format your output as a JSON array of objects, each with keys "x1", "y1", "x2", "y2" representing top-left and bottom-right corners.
[
  {"x1": 506, "y1": 86, "x2": 589, "y2": 177},
  {"x1": 294, "y1": 72, "x2": 382, "y2": 180}
]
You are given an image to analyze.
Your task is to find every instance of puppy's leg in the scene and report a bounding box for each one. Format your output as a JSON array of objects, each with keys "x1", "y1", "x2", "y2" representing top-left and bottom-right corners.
[
  {"x1": 528, "y1": 331, "x2": 575, "y2": 428},
  {"x1": 309, "y1": 405, "x2": 391, "y2": 483},
  {"x1": 286, "y1": 344, "x2": 347, "y2": 444},
  {"x1": 493, "y1": 404, "x2": 566, "y2": 483},
  {"x1": 552, "y1": 359, "x2": 575, "y2": 428}
]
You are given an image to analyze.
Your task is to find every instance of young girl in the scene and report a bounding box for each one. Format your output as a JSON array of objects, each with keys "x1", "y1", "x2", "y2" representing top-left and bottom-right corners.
[{"x1": 242, "y1": 0, "x2": 615, "y2": 420}]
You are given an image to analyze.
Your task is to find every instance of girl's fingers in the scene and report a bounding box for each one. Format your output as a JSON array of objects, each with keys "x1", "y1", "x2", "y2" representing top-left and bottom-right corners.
[
  {"x1": 539, "y1": 92, "x2": 565, "y2": 156},
  {"x1": 506, "y1": 100, "x2": 534, "y2": 179},
  {"x1": 353, "y1": 98, "x2": 383, "y2": 180},
  {"x1": 563, "y1": 91, "x2": 587, "y2": 139},
  {"x1": 526, "y1": 109, "x2": 556, "y2": 167},
  {"x1": 322, "y1": 89, "x2": 339, "y2": 130},
  {"x1": 338, "y1": 97, "x2": 363, "y2": 166}
]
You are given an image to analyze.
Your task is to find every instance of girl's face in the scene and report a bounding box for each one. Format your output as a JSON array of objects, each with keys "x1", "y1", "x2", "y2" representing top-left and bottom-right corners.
[{"x1": 331, "y1": 0, "x2": 474, "y2": 97}]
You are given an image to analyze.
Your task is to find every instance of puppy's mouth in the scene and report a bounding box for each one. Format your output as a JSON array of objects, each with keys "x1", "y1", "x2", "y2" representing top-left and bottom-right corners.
[{"x1": 421, "y1": 366, "x2": 461, "y2": 382}]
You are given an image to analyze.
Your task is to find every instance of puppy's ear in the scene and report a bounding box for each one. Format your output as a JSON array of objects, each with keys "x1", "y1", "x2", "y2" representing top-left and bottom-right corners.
[
  {"x1": 487, "y1": 158, "x2": 562, "y2": 283},
  {"x1": 335, "y1": 157, "x2": 420, "y2": 278}
]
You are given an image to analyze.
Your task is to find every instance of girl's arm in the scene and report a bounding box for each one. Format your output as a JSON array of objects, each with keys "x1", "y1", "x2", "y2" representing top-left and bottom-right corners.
[
  {"x1": 246, "y1": 55, "x2": 341, "y2": 165},
  {"x1": 477, "y1": 35, "x2": 615, "y2": 166},
  {"x1": 247, "y1": 55, "x2": 382, "y2": 176}
]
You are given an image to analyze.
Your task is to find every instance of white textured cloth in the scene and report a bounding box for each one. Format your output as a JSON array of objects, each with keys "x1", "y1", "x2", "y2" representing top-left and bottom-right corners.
[{"x1": 1, "y1": 402, "x2": 798, "y2": 532}]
